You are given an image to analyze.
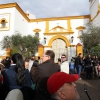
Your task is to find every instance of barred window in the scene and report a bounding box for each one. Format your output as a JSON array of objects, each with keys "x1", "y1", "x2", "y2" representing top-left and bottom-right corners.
[{"x1": 35, "y1": 32, "x2": 39, "y2": 38}]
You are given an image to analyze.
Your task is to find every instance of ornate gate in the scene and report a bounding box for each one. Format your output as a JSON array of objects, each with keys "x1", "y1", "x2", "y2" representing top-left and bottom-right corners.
[{"x1": 52, "y1": 38, "x2": 68, "y2": 62}]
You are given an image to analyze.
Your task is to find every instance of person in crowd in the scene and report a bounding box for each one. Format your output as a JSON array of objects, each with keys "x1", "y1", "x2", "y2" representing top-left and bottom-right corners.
[
  {"x1": 1, "y1": 59, "x2": 6, "y2": 68},
  {"x1": 57, "y1": 58, "x2": 61, "y2": 65},
  {"x1": 75, "y1": 53, "x2": 83, "y2": 79},
  {"x1": 0, "y1": 62, "x2": 5, "y2": 99},
  {"x1": 60, "y1": 54, "x2": 69, "y2": 74},
  {"x1": 91, "y1": 55, "x2": 97, "y2": 78},
  {"x1": 2, "y1": 53, "x2": 32, "y2": 100},
  {"x1": 30, "y1": 60, "x2": 39, "y2": 90},
  {"x1": 5, "y1": 89, "x2": 24, "y2": 100},
  {"x1": 0, "y1": 62, "x2": 5, "y2": 74},
  {"x1": 47, "y1": 72, "x2": 80, "y2": 100},
  {"x1": 72, "y1": 55, "x2": 77, "y2": 73},
  {"x1": 5, "y1": 57, "x2": 11, "y2": 69},
  {"x1": 94, "y1": 55, "x2": 98, "y2": 77},
  {"x1": 81, "y1": 56, "x2": 86, "y2": 75},
  {"x1": 24, "y1": 59, "x2": 29, "y2": 69},
  {"x1": 97, "y1": 62, "x2": 100, "y2": 78},
  {"x1": 31, "y1": 50, "x2": 60, "y2": 100},
  {"x1": 0, "y1": 63, "x2": 4, "y2": 90},
  {"x1": 28, "y1": 55, "x2": 35, "y2": 72},
  {"x1": 85, "y1": 54, "x2": 92, "y2": 79},
  {"x1": 38, "y1": 56, "x2": 42, "y2": 64},
  {"x1": 0, "y1": 62, "x2": 4, "y2": 81},
  {"x1": 69, "y1": 59, "x2": 75, "y2": 74}
]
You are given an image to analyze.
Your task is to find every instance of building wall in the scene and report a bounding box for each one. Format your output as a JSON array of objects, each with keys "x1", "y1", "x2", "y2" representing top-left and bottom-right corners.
[
  {"x1": 90, "y1": 0, "x2": 99, "y2": 19},
  {"x1": 0, "y1": 7, "x2": 15, "y2": 56},
  {"x1": 89, "y1": 0, "x2": 100, "y2": 27},
  {"x1": 71, "y1": 18, "x2": 89, "y2": 44},
  {"x1": 93, "y1": 13, "x2": 100, "y2": 26},
  {"x1": 14, "y1": 8, "x2": 28, "y2": 35},
  {"x1": 28, "y1": 21, "x2": 46, "y2": 44},
  {"x1": 0, "y1": 3, "x2": 91, "y2": 61}
]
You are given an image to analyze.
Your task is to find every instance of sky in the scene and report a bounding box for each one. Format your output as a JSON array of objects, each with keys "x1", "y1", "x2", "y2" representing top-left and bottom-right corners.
[{"x1": 0, "y1": 0, "x2": 90, "y2": 18}]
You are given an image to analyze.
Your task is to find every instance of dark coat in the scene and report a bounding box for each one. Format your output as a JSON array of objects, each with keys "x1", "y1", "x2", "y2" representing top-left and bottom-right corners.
[
  {"x1": 30, "y1": 59, "x2": 60, "y2": 100},
  {"x1": 3, "y1": 65, "x2": 32, "y2": 90},
  {"x1": 75, "y1": 56, "x2": 82, "y2": 66},
  {"x1": 31, "y1": 60, "x2": 60, "y2": 87}
]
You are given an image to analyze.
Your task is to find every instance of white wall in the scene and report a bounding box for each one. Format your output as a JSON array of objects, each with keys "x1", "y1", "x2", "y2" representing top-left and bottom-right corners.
[
  {"x1": 0, "y1": 7, "x2": 15, "y2": 56},
  {"x1": 14, "y1": 8, "x2": 28, "y2": 36},
  {"x1": 28, "y1": 21, "x2": 46, "y2": 44},
  {"x1": 90, "y1": 0, "x2": 99, "y2": 19},
  {"x1": 93, "y1": 13, "x2": 100, "y2": 26},
  {"x1": 70, "y1": 18, "x2": 89, "y2": 45}
]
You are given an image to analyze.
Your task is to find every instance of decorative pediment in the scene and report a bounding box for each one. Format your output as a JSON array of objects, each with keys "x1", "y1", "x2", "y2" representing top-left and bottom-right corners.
[
  {"x1": 76, "y1": 43, "x2": 82, "y2": 46},
  {"x1": 44, "y1": 25, "x2": 74, "y2": 35},
  {"x1": 76, "y1": 26, "x2": 85, "y2": 30},
  {"x1": 50, "y1": 25, "x2": 68, "y2": 32},
  {"x1": 33, "y1": 28, "x2": 41, "y2": 32}
]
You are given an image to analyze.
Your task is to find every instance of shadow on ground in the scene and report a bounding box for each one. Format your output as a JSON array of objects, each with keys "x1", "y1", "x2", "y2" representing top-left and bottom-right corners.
[{"x1": 75, "y1": 75, "x2": 100, "y2": 100}]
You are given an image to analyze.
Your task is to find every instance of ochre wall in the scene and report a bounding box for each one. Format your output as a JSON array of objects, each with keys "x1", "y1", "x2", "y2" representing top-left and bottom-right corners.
[
  {"x1": 38, "y1": 44, "x2": 44, "y2": 57},
  {"x1": 76, "y1": 43, "x2": 83, "y2": 56}
]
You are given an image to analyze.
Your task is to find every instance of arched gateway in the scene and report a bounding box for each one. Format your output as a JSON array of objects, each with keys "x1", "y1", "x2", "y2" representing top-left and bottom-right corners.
[{"x1": 48, "y1": 35, "x2": 70, "y2": 62}]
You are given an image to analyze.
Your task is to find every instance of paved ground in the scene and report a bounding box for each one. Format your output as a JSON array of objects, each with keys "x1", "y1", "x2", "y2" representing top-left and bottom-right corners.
[{"x1": 75, "y1": 77, "x2": 100, "y2": 100}]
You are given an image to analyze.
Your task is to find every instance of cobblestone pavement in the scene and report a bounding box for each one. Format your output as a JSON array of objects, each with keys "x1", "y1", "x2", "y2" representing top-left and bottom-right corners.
[{"x1": 75, "y1": 77, "x2": 100, "y2": 100}]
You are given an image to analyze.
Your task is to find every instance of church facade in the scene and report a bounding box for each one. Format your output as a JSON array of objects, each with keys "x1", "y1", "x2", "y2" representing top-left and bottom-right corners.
[{"x1": 0, "y1": 0, "x2": 99, "y2": 61}]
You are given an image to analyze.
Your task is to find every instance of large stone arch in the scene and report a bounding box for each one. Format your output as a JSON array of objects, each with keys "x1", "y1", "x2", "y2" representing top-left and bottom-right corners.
[{"x1": 48, "y1": 35, "x2": 70, "y2": 47}]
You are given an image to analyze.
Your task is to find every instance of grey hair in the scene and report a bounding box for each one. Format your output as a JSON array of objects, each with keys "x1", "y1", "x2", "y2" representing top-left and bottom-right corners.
[{"x1": 51, "y1": 85, "x2": 65, "y2": 99}]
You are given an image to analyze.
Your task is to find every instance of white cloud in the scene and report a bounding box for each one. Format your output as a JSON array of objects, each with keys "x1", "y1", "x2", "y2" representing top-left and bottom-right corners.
[{"x1": 0, "y1": 0, "x2": 90, "y2": 18}]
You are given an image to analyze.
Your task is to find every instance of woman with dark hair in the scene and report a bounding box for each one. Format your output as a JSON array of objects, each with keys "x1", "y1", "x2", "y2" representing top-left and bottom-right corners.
[
  {"x1": 2, "y1": 53, "x2": 32, "y2": 100},
  {"x1": 30, "y1": 60, "x2": 39, "y2": 90},
  {"x1": 30, "y1": 60, "x2": 39, "y2": 80},
  {"x1": 3, "y1": 53, "x2": 31, "y2": 88}
]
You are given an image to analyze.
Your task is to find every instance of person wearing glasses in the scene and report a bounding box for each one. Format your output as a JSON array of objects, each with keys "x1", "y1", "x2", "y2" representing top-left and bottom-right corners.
[
  {"x1": 31, "y1": 50, "x2": 60, "y2": 100},
  {"x1": 60, "y1": 54, "x2": 69, "y2": 74}
]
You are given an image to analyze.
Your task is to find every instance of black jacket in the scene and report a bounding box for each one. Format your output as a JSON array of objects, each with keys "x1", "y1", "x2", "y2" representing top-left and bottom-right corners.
[{"x1": 75, "y1": 56, "x2": 82, "y2": 66}]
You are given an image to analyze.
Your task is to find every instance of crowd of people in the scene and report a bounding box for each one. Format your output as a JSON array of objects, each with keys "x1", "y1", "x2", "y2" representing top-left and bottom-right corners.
[
  {"x1": 71, "y1": 53, "x2": 100, "y2": 80},
  {"x1": 1, "y1": 50, "x2": 100, "y2": 100}
]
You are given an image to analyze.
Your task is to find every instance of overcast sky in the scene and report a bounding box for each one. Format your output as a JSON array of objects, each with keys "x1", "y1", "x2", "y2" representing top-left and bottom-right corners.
[{"x1": 0, "y1": 0, "x2": 90, "y2": 18}]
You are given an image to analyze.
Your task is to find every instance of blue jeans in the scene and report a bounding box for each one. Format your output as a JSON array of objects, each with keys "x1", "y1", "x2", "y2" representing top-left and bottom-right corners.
[{"x1": 76, "y1": 65, "x2": 82, "y2": 78}]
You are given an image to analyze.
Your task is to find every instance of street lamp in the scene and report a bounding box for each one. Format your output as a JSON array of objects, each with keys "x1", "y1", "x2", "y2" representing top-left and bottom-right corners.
[
  {"x1": 71, "y1": 36, "x2": 74, "y2": 43},
  {"x1": 44, "y1": 37, "x2": 46, "y2": 44}
]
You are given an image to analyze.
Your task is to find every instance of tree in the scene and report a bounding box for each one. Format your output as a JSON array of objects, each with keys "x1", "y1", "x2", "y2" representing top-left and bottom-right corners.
[
  {"x1": 80, "y1": 23, "x2": 100, "y2": 55},
  {"x1": 0, "y1": 36, "x2": 12, "y2": 49},
  {"x1": 0, "y1": 32, "x2": 39, "y2": 57}
]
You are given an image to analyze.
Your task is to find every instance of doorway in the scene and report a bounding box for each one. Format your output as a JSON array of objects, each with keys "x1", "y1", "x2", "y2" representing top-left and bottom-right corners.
[{"x1": 52, "y1": 38, "x2": 68, "y2": 62}]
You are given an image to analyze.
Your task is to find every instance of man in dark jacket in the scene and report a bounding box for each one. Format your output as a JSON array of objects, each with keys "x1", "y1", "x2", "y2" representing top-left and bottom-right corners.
[
  {"x1": 75, "y1": 53, "x2": 82, "y2": 79},
  {"x1": 30, "y1": 50, "x2": 60, "y2": 100}
]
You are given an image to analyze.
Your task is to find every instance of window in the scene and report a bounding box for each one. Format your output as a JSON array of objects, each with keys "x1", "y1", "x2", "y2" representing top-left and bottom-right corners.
[
  {"x1": 1, "y1": 20, "x2": 6, "y2": 28},
  {"x1": 78, "y1": 30, "x2": 83, "y2": 36},
  {"x1": 35, "y1": 32, "x2": 39, "y2": 38}
]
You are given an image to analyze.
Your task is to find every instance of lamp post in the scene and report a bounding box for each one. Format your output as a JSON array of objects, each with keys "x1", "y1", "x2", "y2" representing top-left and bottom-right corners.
[
  {"x1": 44, "y1": 37, "x2": 46, "y2": 44},
  {"x1": 71, "y1": 36, "x2": 74, "y2": 43},
  {"x1": 70, "y1": 36, "x2": 74, "y2": 60}
]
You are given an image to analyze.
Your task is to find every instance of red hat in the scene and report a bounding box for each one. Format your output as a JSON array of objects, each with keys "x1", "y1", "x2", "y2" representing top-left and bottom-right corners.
[{"x1": 47, "y1": 72, "x2": 78, "y2": 94}]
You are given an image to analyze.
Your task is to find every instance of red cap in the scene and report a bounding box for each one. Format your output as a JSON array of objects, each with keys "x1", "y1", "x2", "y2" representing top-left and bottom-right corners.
[{"x1": 47, "y1": 72, "x2": 78, "y2": 94}]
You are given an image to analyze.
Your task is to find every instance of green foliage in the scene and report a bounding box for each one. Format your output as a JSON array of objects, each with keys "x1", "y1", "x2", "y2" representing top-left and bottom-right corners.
[
  {"x1": 0, "y1": 36, "x2": 12, "y2": 49},
  {"x1": 81, "y1": 23, "x2": 100, "y2": 49},
  {"x1": 91, "y1": 46, "x2": 100, "y2": 56},
  {"x1": 81, "y1": 23, "x2": 100, "y2": 56},
  {"x1": 0, "y1": 32, "x2": 39, "y2": 57}
]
